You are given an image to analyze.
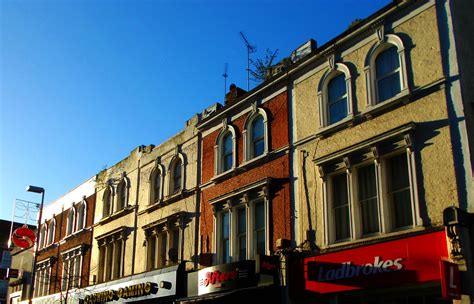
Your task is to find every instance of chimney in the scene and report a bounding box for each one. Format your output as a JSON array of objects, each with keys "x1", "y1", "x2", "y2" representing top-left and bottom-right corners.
[{"x1": 225, "y1": 84, "x2": 247, "y2": 105}]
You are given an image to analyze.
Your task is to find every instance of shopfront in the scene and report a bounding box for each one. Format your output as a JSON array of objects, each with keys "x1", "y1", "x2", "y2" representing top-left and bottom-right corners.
[
  {"x1": 177, "y1": 258, "x2": 282, "y2": 304},
  {"x1": 80, "y1": 263, "x2": 184, "y2": 304},
  {"x1": 303, "y1": 231, "x2": 460, "y2": 304}
]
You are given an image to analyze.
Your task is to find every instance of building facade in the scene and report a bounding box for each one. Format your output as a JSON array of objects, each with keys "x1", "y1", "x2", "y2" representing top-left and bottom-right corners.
[
  {"x1": 29, "y1": 178, "x2": 95, "y2": 304},
  {"x1": 18, "y1": 0, "x2": 474, "y2": 303},
  {"x1": 84, "y1": 114, "x2": 200, "y2": 303}
]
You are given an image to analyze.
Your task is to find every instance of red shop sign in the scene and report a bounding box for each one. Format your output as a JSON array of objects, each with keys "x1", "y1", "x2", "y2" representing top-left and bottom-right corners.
[
  {"x1": 304, "y1": 231, "x2": 448, "y2": 293},
  {"x1": 440, "y1": 260, "x2": 461, "y2": 300}
]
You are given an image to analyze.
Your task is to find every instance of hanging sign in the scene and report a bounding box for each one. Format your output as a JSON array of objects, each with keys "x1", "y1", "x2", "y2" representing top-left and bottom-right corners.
[
  {"x1": 11, "y1": 226, "x2": 36, "y2": 249},
  {"x1": 440, "y1": 260, "x2": 461, "y2": 300}
]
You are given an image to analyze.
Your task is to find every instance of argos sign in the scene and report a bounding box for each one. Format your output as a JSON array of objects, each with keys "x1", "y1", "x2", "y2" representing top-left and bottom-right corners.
[{"x1": 305, "y1": 231, "x2": 448, "y2": 293}]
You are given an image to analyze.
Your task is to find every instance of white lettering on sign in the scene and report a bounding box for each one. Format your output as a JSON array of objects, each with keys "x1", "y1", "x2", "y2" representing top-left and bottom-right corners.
[{"x1": 317, "y1": 256, "x2": 404, "y2": 281}]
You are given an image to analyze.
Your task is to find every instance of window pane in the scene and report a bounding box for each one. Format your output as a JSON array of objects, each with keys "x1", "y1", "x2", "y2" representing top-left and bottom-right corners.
[
  {"x1": 223, "y1": 133, "x2": 233, "y2": 171},
  {"x1": 328, "y1": 74, "x2": 348, "y2": 124},
  {"x1": 376, "y1": 46, "x2": 401, "y2": 102},
  {"x1": 251, "y1": 116, "x2": 265, "y2": 158},
  {"x1": 154, "y1": 172, "x2": 161, "y2": 201},
  {"x1": 67, "y1": 210, "x2": 74, "y2": 235},
  {"x1": 173, "y1": 160, "x2": 182, "y2": 193},
  {"x1": 103, "y1": 189, "x2": 111, "y2": 217},
  {"x1": 119, "y1": 182, "x2": 126, "y2": 210},
  {"x1": 255, "y1": 202, "x2": 265, "y2": 256},
  {"x1": 237, "y1": 208, "x2": 246, "y2": 260},
  {"x1": 388, "y1": 153, "x2": 413, "y2": 229},
  {"x1": 77, "y1": 204, "x2": 84, "y2": 230},
  {"x1": 358, "y1": 165, "x2": 379, "y2": 235},
  {"x1": 159, "y1": 233, "x2": 168, "y2": 267},
  {"x1": 148, "y1": 236, "x2": 156, "y2": 270},
  {"x1": 222, "y1": 212, "x2": 230, "y2": 263},
  {"x1": 332, "y1": 173, "x2": 350, "y2": 241}
]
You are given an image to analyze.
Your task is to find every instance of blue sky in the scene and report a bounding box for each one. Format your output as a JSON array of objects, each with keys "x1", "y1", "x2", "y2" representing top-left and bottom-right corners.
[{"x1": 1, "y1": 0, "x2": 391, "y2": 222}]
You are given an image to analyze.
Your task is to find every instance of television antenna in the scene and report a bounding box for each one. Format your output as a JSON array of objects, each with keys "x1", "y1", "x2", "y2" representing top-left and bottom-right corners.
[
  {"x1": 223, "y1": 63, "x2": 228, "y2": 99},
  {"x1": 240, "y1": 31, "x2": 256, "y2": 91}
]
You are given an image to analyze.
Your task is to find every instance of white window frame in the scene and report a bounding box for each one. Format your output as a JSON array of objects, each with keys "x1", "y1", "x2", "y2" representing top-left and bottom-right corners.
[
  {"x1": 365, "y1": 33, "x2": 409, "y2": 106},
  {"x1": 168, "y1": 153, "x2": 185, "y2": 196},
  {"x1": 214, "y1": 125, "x2": 237, "y2": 175},
  {"x1": 102, "y1": 186, "x2": 114, "y2": 218},
  {"x1": 66, "y1": 208, "x2": 75, "y2": 236},
  {"x1": 47, "y1": 219, "x2": 55, "y2": 246},
  {"x1": 150, "y1": 163, "x2": 164, "y2": 204},
  {"x1": 320, "y1": 136, "x2": 420, "y2": 246},
  {"x1": 318, "y1": 62, "x2": 354, "y2": 127},
  {"x1": 214, "y1": 198, "x2": 269, "y2": 264},
  {"x1": 243, "y1": 107, "x2": 269, "y2": 162},
  {"x1": 34, "y1": 259, "x2": 52, "y2": 298},
  {"x1": 39, "y1": 224, "x2": 47, "y2": 249},
  {"x1": 61, "y1": 246, "x2": 84, "y2": 292},
  {"x1": 76, "y1": 200, "x2": 87, "y2": 231}
]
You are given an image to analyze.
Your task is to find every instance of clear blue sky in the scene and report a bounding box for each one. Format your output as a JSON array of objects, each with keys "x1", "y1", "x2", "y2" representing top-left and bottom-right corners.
[{"x1": 1, "y1": 0, "x2": 391, "y2": 222}]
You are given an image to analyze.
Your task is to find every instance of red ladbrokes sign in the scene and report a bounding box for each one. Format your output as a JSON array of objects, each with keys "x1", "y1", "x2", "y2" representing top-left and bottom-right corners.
[{"x1": 305, "y1": 231, "x2": 448, "y2": 293}]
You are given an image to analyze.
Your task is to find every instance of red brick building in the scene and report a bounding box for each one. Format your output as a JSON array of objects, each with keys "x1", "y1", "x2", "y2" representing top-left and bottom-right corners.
[
  {"x1": 181, "y1": 83, "x2": 292, "y2": 302},
  {"x1": 32, "y1": 178, "x2": 95, "y2": 303}
]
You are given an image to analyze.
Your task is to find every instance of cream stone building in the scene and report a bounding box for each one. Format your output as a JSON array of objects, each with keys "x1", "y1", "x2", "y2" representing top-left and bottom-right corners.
[
  {"x1": 87, "y1": 114, "x2": 200, "y2": 303},
  {"x1": 288, "y1": 0, "x2": 473, "y2": 302}
]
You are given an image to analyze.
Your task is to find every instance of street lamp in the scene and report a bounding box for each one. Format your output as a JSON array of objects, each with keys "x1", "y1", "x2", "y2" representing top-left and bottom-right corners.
[{"x1": 26, "y1": 185, "x2": 45, "y2": 303}]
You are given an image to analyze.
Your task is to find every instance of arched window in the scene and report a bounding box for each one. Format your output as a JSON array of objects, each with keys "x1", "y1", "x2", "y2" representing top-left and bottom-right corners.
[
  {"x1": 317, "y1": 62, "x2": 353, "y2": 127},
  {"x1": 244, "y1": 108, "x2": 269, "y2": 162},
  {"x1": 76, "y1": 201, "x2": 86, "y2": 231},
  {"x1": 375, "y1": 46, "x2": 401, "y2": 102},
  {"x1": 171, "y1": 159, "x2": 182, "y2": 194},
  {"x1": 103, "y1": 187, "x2": 113, "y2": 218},
  {"x1": 47, "y1": 220, "x2": 55, "y2": 245},
  {"x1": 39, "y1": 224, "x2": 47, "y2": 249},
  {"x1": 66, "y1": 208, "x2": 75, "y2": 236},
  {"x1": 151, "y1": 167, "x2": 163, "y2": 203},
  {"x1": 215, "y1": 125, "x2": 237, "y2": 175},
  {"x1": 365, "y1": 33, "x2": 408, "y2": 106},
  {"x1": 327, "y1": 74, "x2": 348, "y2": 124},
  {"x1": 116, "y1": 180, "x2": 128, "y2": 211}
]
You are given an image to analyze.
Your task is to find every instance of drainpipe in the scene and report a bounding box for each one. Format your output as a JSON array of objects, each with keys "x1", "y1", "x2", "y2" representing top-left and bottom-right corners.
[{"x1": 131, "y1": 157, "x2": 141, "y2": 275}]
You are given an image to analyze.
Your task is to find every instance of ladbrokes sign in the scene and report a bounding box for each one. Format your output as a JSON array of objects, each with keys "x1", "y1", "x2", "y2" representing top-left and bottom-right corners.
[{"x1": 305, "y1": 231, "x2": 449, "y2": 293}]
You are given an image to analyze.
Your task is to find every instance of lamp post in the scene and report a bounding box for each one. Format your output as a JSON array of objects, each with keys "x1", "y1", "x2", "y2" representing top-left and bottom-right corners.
[{"x1": 26, "y1": 185, "x2": 45, "y2": 304}]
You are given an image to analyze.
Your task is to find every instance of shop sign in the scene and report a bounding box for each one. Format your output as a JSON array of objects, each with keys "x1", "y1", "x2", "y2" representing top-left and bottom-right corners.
[
  {"x1": 440, "y1": 260, "x2": 461, "y2": 300},
  {"x1": 304, "y1": 231, "x2": 448, "y2": 293},
  {"x1": 84, "y1": 282, "x2": 155, "y2": 304},
  {"x1": 198, "y1": 260, "x2": 256, "y2": 295},
  {"x1": 11, "y1": 226, "x2": 36, "y2": 249},
  {"x1": 258, "y1": 254, "x2": 279, "y2": 276}
]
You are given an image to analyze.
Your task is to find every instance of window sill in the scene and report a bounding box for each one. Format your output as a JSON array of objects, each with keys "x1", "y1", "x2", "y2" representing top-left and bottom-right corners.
[
  {"x1": 240, "y1": 153, "x2": 270, "y2": 170},
  {"x1": 316, "y1": 115, "x2": 355, "y2": 138},
  {"x1": 97, "y1": 206, "x2": 135, "y2": 225},
  {"x1": 362, "y1": 89, "x2": 409, "y2": 119},
  {"x1": 323, "y1": 225, "x2": 426, "y2": 253},
  {"x1": 211, "y1": 168, "x2": 238, "y2": 182}
]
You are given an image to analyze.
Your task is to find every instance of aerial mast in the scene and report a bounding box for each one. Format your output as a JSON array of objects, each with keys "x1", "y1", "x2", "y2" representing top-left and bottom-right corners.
[
  {"x1": 239, "y1": 32, "x2": 256, "y2": 91},
  {"x1": 223, "y1": 63, "x2": 228, "y2": 99}
]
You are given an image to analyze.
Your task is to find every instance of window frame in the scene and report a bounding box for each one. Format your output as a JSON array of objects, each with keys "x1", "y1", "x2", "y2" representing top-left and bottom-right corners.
[
  {"x1": 317, "y1": 62, "x2": 353, "y2": 128},
  {"x1": 214, "y1": 198, "x2": 269, "y2": 264},
  {"x1": 243, "y1": 108, "x2": 269, "y2": 162},
  {"x1": 34, "y1": 259, "x2": 52, "y2": 298},
  {"x1": 364, "y1": 33, "x2": 409, "y2": 107},
  {"x1": 47, "y1": 219, "x2": 55, "y2": 246},
  {"x1": 320, "y1": 134, "x2": 420, "y2": 246},
  {"x1": 116, "y1": 178, "x2": 129, "y2": 212},
  {"x1": 61, "y1": 246, "x2": 84, "y2": 291},
  {"x1": 66, "y1": 208, "x2": 75, "y2": 236},
  {"x1": 76, "y1": 200, "x2": 87, "y2": 231},
  {"x1": 97, "y1": 232, "x2": 125, "y2": 283},
  {"x1": 214, "y1": 125, "x2": 237, "y2": 175},
  {"x1": 168, "y1": 154, "x2": 185, "y2": 196},
  {"x1": 144, "y1": 216, "x2": 183, "y2": 271},
  {"x1": 102, "y1": 186, "x2": 114, "y2": 218},
  {"x1": 150, "y1": 164, "x2": 164, "y2": 204}
]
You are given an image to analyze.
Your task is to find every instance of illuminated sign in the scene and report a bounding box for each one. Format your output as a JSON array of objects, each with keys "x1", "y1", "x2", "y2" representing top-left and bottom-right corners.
[
  {"x1": 11, "y1": 226, "x2": 36, "y2": 249},
  {"x1": 197, "y1": 260, "x2": 256, "y2": 295},
  {"x1": 84, "y1": 282, "x2": 154, "y2": 304}
]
